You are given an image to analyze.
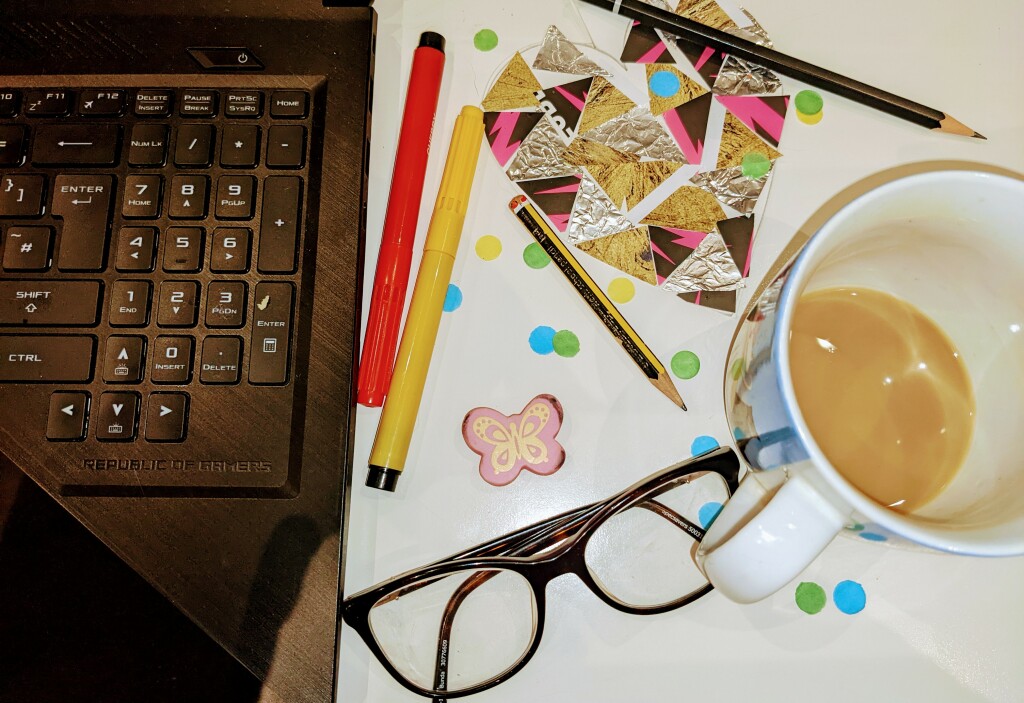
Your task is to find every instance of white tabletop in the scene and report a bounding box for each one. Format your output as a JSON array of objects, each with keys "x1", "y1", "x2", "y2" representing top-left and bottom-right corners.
[{"x1": 337, "y1": 1, "x2": 1024, "y2": 701}]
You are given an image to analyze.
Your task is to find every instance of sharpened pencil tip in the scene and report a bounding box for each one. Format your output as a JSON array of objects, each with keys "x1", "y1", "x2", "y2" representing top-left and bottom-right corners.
[
  {"x1": 680, "y1": 400, "x2": 688, "y2": 411},
  {"x1": 971, "y1": 131, "x2": 987, "y2": 140}
]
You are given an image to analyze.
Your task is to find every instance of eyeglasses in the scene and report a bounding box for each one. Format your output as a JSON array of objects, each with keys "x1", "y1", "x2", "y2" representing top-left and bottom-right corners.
[{"x1": 342, "y1": 446, "x2": 741, "y2": 699}]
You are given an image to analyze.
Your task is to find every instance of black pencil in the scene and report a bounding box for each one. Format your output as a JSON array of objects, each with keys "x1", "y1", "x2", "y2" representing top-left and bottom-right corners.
[{"x1": 582, "y1": 0, "x2": 983, "y2": 139}]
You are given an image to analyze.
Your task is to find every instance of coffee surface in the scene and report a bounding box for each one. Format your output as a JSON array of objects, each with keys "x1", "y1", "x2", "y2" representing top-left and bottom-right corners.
[{"x1": 789, "y1": 287, "x2": 975, "y2": 513}]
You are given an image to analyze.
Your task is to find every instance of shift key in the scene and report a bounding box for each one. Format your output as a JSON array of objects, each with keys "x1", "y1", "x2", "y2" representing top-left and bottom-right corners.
[
  {"x1": 53, "y1": 175, "x2": 114, "y2": 271},
  {"x1": 250, "y1": 282, "x2": 293, "y2": 385},
  {"x1": 0, "y1": 336, "x2": 95, "y2": 382},
  {"x1": 0, "y1": 280, "x2": 101, "y2": 326}
]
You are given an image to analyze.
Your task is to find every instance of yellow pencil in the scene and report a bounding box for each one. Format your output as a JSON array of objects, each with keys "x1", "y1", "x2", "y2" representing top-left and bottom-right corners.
[
  {"x1": 366, "y1": 105, "x2": 485, "y2": 492},
  {"x1": 510, "y1": 196, "x2": 686, "y2": 410}
]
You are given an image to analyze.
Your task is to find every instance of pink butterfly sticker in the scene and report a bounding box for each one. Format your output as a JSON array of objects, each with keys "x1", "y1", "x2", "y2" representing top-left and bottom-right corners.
[{"x1": 462, "y1": 394, "x2": 566, "y2": 486}]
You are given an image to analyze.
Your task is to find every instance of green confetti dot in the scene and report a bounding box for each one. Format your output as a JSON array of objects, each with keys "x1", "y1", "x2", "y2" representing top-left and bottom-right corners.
[
  {"x1": 846, "y1": 522, "x2": 865, "y2": 532},
  {"x1": 523, "y1": 242, "x2": 551, "y2": 269},
  {"x1": 795, "y1": 90, "x2": 823, "y2": 116},
  {"x1": 552, "y1": 329, "x2": 580, "y2": 358},
  {"x1": 671, "y1": 350, "x2": 700, "y2": 379},
  {"x1": 474, "y1": 28, "x2": 499, "y2": 52},
  {"x1": 795, "y1": 581, "x2": 827, "y2": 615},
  {"x1": 741, "y1": 152, "x2": 771, "y2": 179}
]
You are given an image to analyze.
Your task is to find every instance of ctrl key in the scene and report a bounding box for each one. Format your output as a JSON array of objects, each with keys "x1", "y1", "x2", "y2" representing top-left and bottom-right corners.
[
  {"x1": 47, "y1": 392, "x2": 90, "y2": 441},
  {"x1": 0, "y1": 335, "x2": 94, "y2": 382}
]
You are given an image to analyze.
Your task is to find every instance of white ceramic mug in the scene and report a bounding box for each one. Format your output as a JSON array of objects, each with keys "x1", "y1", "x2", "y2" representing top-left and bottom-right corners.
[{"x1": 696, "y1": 171, "x2": 1024, "y2": 604}]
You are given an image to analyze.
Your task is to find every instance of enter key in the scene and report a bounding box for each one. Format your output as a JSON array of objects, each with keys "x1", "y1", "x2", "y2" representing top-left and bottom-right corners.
[{"x1": 53, "y1": 175, "x2": 114, "y2": 271}]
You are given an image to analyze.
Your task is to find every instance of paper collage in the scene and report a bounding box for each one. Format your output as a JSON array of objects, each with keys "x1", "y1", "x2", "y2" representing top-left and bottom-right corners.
[{"x1": 481, "y1": 1, "x2": 790, "y2": 313}]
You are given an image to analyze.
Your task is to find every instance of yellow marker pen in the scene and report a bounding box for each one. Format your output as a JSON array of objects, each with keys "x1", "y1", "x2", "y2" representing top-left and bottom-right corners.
[{"x1": 366, "y1": 105, "x2": 485, "y2": 491}]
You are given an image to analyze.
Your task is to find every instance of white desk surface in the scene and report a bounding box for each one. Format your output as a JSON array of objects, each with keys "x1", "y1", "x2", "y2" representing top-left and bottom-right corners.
[{"x1": 337, "y1": 1, "x2": 1024, "y2": 700}]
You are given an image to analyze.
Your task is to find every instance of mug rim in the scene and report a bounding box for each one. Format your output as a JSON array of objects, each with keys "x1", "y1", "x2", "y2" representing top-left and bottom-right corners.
[{"x1": 771, "y1": 169, "x2": 1024, "y2": 555}]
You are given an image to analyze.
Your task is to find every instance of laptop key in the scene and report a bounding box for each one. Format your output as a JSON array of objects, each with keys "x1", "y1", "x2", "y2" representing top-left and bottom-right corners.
[
  {"x1": 270, "y1": 91, "x2": 308, "y2": 119},
  {"x1": 33, "y1": 124, "x2": 120, "y2": 166},
  {"x1": 157, "y1": 281, "x2": 199, "y2": 327},
  {"x1": 95, "y1": 391, "x2": 140, "y2": 441},
  {"x1": 108, "y1": 280, "x2": 152, "y2": 327},
  {"x1": 47, "y1": 392, "x2": 90, "y2": 441},
  {"x1": 103, "y1": 335, "x2": 146, "y2": 383},
  {"x1": 0, "y1": 280, "x2": 101, "y2": 326},
  {"x1": 0, "y1": 91, "x2": 18, "y2": 117},
  {"x1": 221, "y1": 125, "x2": 259, "y2": 168},
  {"x1": 257, "y1": 177, "x2": 302, "y2": 273},
  {"x1": 152, "y1": 336, "x2": 194, "y2": 384},
  {"x1": 250, "y1": 282, "x2": 293, "y2": 385},
  {"x1": 206, "y1": 281, "x2": 246, "y2": 328},
  {"x1": 216, "y1": 176, "x2": 256, "y2": 219},
  {"x1": 266, "y1": 125, "x2": 306, "y2": 168},
  {"x1": 163, "y1": 227, "x2": 204, "y2": 272},
  {"x1": 23, "y1": 90, "x2": 71, "y2": 117},
  {"x1": 200, "y1": 336, "x2": 242, "y2": 384},
  {"x1": 175, "y1": 124, "x2": 214, "y2": 167},
  {"x1": 2, "y1": 226, "x2": 52, "y2": 271},
  {"x1": 134, "y1": 89, "x2": 173, "y2": 117},
  {"x1": 168, "y1": 175, "x2": 209, "y2": 219},
  {"x1": 180, "y1": 91, "x2": 218, "y2": 117},
  {"x1": 0, "y1": 175, "x2": 46, "y2": 217},
  {"x1": 210, "y1": 228, "x2": 251, "y2": 272},
  {"x1": 0, "y1": 126, "x2": 26, "y2": 167},
  {"x1": 128, "y1": 124, "x2": 169, "y2": 166},
  {"x1": 122, "y1": 175, "x2": 163, "y2": 219},
  {"x1": 116, "y1": 227, "x2": 158, "y2": 272},
  {"x1": 53, "y1": 175, "x2": 113, "y2": 271},
  {"x1": 79, "y1": 89, "x2": 126, "y2": 116},
  {"x1": 146, "y1": 393, "x2": 189, "y2": 442},
  {"x1": 224, "y1": 91, "x2": 262, "y2": 118},
  {"x1": 0, "y1": 335, "x2": 94, "y2": 382}
]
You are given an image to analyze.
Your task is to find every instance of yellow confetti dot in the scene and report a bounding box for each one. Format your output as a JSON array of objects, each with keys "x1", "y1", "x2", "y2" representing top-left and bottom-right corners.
[
  {"x1": 475, "y1": 235, "x2": 502, "y2": 260},
  {"x1": 607, "y1": 277, "x2": 635, "y2": 303},
  {"x1": 796, "y1": 109, "x2": 823, "y2": 125}
]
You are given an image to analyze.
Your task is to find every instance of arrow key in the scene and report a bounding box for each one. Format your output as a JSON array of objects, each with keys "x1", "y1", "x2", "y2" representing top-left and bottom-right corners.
[
  {"x1": 146, "y1": 392, "x2": 189, "y2": 442},
  {"x1": 115, "y1": 227, "x2": 157, "y2": 272},
  {"x1": 103, "y1": 335, "x2": 146, "y2": 383},
  {"x1": 47, "y1": 391, "x2": 90, "y2": 441},
  {"x1": 96, "y1": 392, "x2": 139, "y2": 441}
]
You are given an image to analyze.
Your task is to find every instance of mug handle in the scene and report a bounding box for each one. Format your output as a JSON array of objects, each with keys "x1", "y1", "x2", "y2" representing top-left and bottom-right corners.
[{"x1": 696, "y1": 472, "x2": 848, "y2": 603}]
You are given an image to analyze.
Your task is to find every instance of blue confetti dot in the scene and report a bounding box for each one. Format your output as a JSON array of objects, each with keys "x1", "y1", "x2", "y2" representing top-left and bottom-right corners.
[
  {"x1": 859, "y1": 531, "x2": 888, "y2": 542},
  {"x1": 833, "y1": 580, "x2": 866, "y2": 614},
  {"x1": 442, "y1": 284, "x2": 463, "y2": 312},
  {"x1": 733, "y1": 427, "x2": 745, "y2": 441},
  {"x1": 698, "y1": 501, "x2": 723, "y2": 529},
  {"x1": 690, "y1": 435, "x2": 720, "y2": 456},
  {"x1": 529, "y1": 325, "x2": 556, "y2": 355},
  {"x1": 649, "y1": 70, "x2": 680, "y2": 98}
]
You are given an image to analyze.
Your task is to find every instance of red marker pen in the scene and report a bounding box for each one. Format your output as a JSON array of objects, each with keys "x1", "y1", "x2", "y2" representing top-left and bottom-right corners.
[{"x1": 358, "y1": 31, "x2": 446, "y2": 407}]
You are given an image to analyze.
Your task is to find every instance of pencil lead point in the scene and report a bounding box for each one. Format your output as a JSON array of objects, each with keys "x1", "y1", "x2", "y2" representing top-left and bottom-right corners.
[{"x1": 972, "y1": 131, "x2": 987, "y2": 140}]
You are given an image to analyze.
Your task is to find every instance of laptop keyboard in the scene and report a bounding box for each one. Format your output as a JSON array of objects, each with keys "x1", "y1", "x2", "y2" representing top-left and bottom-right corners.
[{"x1": 0, "y1": 85, "x2": 312, "y2": 458}]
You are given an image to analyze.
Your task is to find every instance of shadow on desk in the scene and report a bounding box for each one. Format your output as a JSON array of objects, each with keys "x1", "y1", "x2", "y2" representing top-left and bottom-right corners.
[{"x1": 0, "y1": 462, "x2": 327, "y2": 703}]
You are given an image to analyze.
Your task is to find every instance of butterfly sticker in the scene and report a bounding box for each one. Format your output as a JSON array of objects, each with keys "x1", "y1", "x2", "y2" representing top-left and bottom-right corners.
[{"x1": 462, "y1": 394, "x2": 566, "y2": 486}]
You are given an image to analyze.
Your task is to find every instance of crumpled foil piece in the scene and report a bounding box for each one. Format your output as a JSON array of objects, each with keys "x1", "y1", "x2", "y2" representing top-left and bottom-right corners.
[
  {"x1": 725, "y1": 8, "x2": 774, "y2": 48},
  {"x1": 581, "y1": 105, "x2": 686, "y2": 163},
  {"x1": 713, "y1": 55, "x2": 783, "y2": 96},
  {"x1": 690, "y1": 164, "x2": 770, "y2": 215},
  {"x1": 662, "y1": 230, "x2": 742, "y2": 293},
  {"x1": 532, "y1": 25, "x2": 612, "y2": 78},
  {"x1": 506, "y1": 116, "x2": 578, "y2": 181},
  {"x1": 567, "y1": 175, "x2": 636, "y2": 244}
]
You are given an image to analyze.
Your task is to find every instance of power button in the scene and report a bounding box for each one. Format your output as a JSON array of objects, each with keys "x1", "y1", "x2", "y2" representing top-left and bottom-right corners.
[{"x1": 188, "y1": 47, "x2": 264, "y2": 71}]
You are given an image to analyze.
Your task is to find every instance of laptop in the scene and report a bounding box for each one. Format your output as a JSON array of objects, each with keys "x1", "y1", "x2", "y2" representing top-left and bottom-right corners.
[{"x1": 0, "y1": 1, "x2": 374, "y2": 701}]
